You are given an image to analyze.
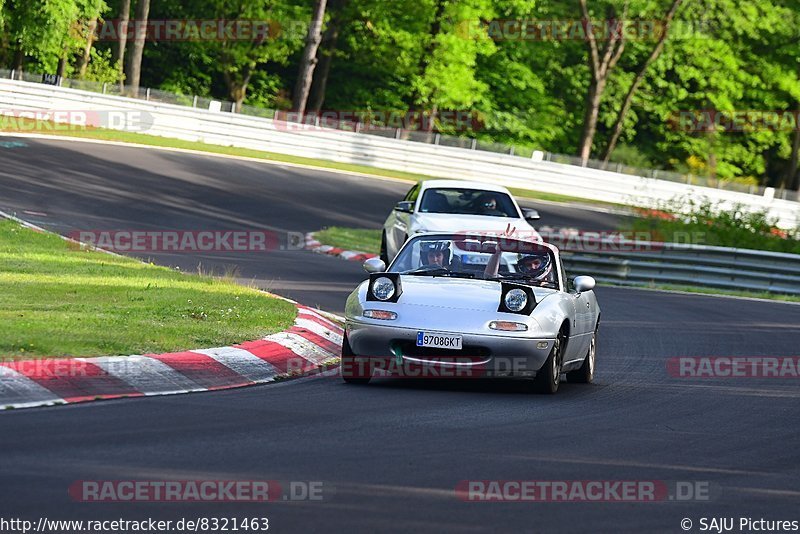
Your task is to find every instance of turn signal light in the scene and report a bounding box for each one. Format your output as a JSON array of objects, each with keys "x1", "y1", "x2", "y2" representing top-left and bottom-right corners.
[
  {"x1": 363, "y1": 310, "x2": 398, "y2": 320},
  {"x1": 489, "y1": 321, "x2": 528, "y2": 332}
]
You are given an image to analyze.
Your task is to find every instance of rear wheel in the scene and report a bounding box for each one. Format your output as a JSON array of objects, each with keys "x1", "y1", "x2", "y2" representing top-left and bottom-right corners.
[
  {"x1": 533, "y1": 330, "x2": 565, "y2": 394},
  {"x1": 567, "y1": 326, "x2": 596, "y2": 384},
  {"x1": 341, "y1": 333, "x2": 371, "y2": 385},
  {"x1": 379, "y1": 231, "x2": 389, "y2": 265}
]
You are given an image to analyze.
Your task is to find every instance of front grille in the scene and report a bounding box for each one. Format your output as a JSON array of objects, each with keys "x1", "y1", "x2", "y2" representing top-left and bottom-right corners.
[{"x1": 393, "y1": 341, "x2": 491, "y2": 362}]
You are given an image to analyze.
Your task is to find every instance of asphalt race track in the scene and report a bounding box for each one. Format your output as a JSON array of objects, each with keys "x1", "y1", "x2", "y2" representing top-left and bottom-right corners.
[{"x1": 1, "y1": 137, "x2": 799, "y2": 533}]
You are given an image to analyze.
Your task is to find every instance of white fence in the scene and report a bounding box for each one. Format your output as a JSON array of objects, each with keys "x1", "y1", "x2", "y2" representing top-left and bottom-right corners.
[{"x1": 1, "y1": 77, "x2": 799, "y2": 229}]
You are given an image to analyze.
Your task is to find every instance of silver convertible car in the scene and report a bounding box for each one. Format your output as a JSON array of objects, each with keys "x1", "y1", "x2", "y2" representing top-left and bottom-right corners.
[{"x1": 341, "y1": 232, "x2": 600, "y2": 393}]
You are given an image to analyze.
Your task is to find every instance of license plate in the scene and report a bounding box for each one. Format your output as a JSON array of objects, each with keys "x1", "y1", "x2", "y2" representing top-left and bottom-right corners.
[{"x1": 416, "y1": 331, "x2": 463, "y2": 350}]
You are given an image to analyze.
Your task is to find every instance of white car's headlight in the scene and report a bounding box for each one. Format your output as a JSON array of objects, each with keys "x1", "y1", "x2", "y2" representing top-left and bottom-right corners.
[
  {"x1": 371, "y1": 277, "x2": 396, "y2": 301},
  {"x1": 504, "y1": 288, "x2": 528, "y2": 312}
]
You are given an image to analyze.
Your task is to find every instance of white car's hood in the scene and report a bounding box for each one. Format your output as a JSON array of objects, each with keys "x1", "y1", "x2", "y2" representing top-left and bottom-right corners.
[{"x1": 411, "y1": 213, "x2": 539, "y2": 237}]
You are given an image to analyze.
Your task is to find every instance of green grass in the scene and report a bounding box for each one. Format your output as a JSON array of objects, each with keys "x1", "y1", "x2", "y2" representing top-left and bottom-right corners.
[
  {"x1": 2, "y1": 119, "x2": 622, "y2": 209},
  {"x1": 315, "y1": 227, "x2": 382, "y2": 255},
  {"x1": 0, "y1": 220, "x2": 296, "y2": 359},
  {"x1": 314, "y1": 227, "x2": 382, "y2": 255},
  {"x1": 624, "y1": 281, "x2": 800, "y2": 303}
]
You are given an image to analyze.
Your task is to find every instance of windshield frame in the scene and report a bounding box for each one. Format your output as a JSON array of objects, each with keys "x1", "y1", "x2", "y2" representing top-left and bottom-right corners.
[{"x1": 387, "y1": 233, "x2": 563, "y2": 291}]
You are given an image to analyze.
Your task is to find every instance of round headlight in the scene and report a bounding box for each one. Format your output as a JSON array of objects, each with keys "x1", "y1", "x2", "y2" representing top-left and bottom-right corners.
[
  {"x1": 372, "y1": 277, "x2": 396, "y2": 301},
  {"x1": 504, "y1": 288, "x2": 528, "y2": 312}
]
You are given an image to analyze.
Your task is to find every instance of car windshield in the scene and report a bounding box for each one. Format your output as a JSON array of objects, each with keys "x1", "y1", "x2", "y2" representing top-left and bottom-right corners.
[
  {"x1": 389, "y1": 234, "x2": 559, "y2": 289},
  {"x1": 418, "y1": 188, "x2": 519, "y2": 218}
]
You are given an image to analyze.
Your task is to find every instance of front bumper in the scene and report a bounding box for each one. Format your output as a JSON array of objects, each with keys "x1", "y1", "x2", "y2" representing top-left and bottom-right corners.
[{"x1": 346, "y1": 320, "x2": 554, "y2": 378}]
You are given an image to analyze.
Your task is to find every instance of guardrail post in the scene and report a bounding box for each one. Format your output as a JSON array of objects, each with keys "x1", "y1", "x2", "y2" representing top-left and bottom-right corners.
[
  {"x1": 509, "y1": 146, "x2": 515, "y2": 156},
  {"x1": 146, "y1": 88, "x2": 151, "y2": 101},
  {"x1": 10, "y1": 69, "x2": 14, "y2": 80},
  {"x1": 395, "y1": 128, "x2": 401, "y2": 139},
  {"x1": 434, "y1": 133, "x2": 440, "y2": 145},
  {"x1": 102, "y1": 83, "x2": 107, "y2": 94},
  {"x1": 471, "y1": 139, "x2": 477, "y2": 150},
  {"x1": 192, "y1": 95, "x2": 198, "y2": 108}
]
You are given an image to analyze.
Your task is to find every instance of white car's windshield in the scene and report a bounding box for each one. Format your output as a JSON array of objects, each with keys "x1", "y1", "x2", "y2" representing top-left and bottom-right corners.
[
  {"x1": 389, "y1": 235, "x2": 559, "y2": 289},
  {"x1": 419, "y1": 188, "x2": 519, "y2": 218}
]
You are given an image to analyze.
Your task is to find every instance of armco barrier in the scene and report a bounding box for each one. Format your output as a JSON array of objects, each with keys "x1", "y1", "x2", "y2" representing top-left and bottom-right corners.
[
  {"x1": 555, "y1": 237, "x2": 800, "y2": 296},
  {"x1": 1, "y1": 77, "x2": 798, "y2": 229}
]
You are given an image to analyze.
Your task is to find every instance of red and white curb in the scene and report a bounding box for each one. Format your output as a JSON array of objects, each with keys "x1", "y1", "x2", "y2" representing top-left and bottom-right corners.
[
  {"x1": 0, "y1": 305, "x2": 344, "y2": 410},
  {"x1": 305, "y1": 232, "x2": 376, "y2": 263}
]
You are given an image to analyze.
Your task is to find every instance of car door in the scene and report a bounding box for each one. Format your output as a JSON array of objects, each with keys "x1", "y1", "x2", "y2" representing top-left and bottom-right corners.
[
  {"x1": 562, "y1": 258, "x2": 592, "y2": 363},
  {"x1": 391, "y1": 184, "x2": 419, "y2": 255}
]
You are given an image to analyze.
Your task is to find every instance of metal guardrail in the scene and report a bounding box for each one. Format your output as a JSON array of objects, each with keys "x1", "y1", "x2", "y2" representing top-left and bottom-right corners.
[
  {"x1": 1, "y1": 77, "x2": 799, "y2": 230},
  {"x1": 2, "y1": 67, "x2": 798, "y2": 201},
  {"x1": 552, "y1": 236, "x2": 800, "y2": 296}
]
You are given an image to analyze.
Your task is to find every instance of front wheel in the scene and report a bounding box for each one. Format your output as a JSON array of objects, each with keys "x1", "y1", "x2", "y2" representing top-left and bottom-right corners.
[
  {"x1": 567, "y1": 327, "x2": 596, "y2": 384},
  {"x1": 532, "y1": 331, "x2": 565, "y2": 394},
  {"x1": 341, "y1": 333, "x2": 371, "y2": 385}
]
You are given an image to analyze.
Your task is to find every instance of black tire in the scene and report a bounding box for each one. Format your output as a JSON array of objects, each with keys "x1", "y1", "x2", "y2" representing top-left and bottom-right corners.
[
  {"x1": 341, "y1": 333, "x2": 371, "y2": 385},
  {"x1": 379, "y1": 231, "x2": 389, "y2": 265},
  {"x1": 533, "y1": 330, "x2": 565, "y2": 394},
  {"x1": 567, "y1": 326, "x2": 597, "y2": 384}
]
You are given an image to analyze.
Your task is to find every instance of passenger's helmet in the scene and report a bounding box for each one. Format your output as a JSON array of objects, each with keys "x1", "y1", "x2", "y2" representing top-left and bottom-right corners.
[{"x1": 517, "y1": 253, "x2": 552, "y2": 281}]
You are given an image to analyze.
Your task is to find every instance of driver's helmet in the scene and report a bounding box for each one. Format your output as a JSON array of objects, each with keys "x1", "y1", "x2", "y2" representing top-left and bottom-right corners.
[
  {"x1": 420, "y1": 240, "x2": 451, "y2": 267},
  {"x1": 517, "y1": 253, "x2": 552, "y2": 281}
]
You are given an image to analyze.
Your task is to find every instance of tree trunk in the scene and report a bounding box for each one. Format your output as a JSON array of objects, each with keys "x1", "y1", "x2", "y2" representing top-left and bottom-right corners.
[
  {"x1": 601, "y1": 0, "x2": 683, "y2": 162},
  {"x1": 576, "y1": 0, "x2": 628, "y2": 165},
  {"x1": 56, "y1": 55, "x2": 67, "y2": 78},
  {"x1": 224, "y1": 66, "x2": 253, "y2": 113},
  {"x1": 12, "y1": 45, "x2": 24, "y2": 78},
  {"x1": 77, "y1": 18, "x2": 98, "y2": 78},
  {"x1": 578, "y1": 79, "x2": 605, "y2": 165},
  {"x1": 307, "y1": 0, "x2": 344, "y2": 114},
  {"x1": 125, "y1": 0, "x2": 150, "y2": 96},
  {"x1": 292, "y1": 0, "x2": 328, "y2": 115},
  {"x1": 114, "y1": 0, "x2": 131, "y2": 88},
  {"x1": 787, "y1": 116, "x2": 800, "y2": 190}
]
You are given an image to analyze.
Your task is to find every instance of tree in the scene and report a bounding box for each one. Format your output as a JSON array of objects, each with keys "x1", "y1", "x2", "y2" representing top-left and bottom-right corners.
[
  {"x1": 601, "y1": 0, "x2": 684, "y2": 162},
  {"x1": 292, "y1": 0, "x2": 327, "y2": 114},
  {"x1": 125, "y1": 0, "x2": 150, "y2": 95},
  {"x1": 577, "y1": 0, "x2": 629, "y2": 164},
  {"x1": 114, "y1": 0, "x2": 131, "y2": 88}
]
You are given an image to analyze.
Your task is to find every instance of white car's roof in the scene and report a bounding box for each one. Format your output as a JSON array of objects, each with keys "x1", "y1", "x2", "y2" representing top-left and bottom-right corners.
[{"x1": 420, "y1": 180, "x2": 513, "y2": 195}]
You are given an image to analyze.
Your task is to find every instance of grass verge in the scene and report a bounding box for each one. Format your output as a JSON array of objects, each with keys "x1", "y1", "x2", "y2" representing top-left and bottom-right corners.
[
  {"x1": 314, "y1": 227, "x2": 382, "y2": 255},
  {"x1": 618, "y1": 282, "x2": 800, "y2": 303},
  {"x1": 0, "y1": 219, "x2": 297, "y2": 359},
  {"x1": 1, "y1": 120, "x2": 622, "y2": 208}
]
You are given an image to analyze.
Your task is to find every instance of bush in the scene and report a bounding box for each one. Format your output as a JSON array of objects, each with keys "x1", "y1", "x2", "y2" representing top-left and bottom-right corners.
[{"x1": 627, "y1": 197, "x2": 800, "y2": 254}]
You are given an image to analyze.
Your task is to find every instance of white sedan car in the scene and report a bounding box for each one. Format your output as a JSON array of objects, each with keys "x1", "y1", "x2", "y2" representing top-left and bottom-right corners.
[{"x1": 380, "y1": 180, "x2": 541, "y2": 263}]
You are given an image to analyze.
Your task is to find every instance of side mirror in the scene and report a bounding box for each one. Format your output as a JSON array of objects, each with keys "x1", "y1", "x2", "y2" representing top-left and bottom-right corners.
[
  {"x1": 363, "y1": 258, "x2": 387, "y2": 273},
  {"x1": 394, "y1": 201, "x2": 414, "y2": 213},
  {"x1": 573, "y1": 275, "x2": 596, "y2": 293},
  {"x1": 522, "y1": 208, "x2": 540, "y2": 221}
]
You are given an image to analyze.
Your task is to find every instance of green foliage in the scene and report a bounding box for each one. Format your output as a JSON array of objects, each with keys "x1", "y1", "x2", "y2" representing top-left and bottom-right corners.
[
  {"x1": 82, "y1": 47, "x2": 122, "y2": 83},
  {"x1": 627, "y1": 197, "x2": 800, "y2": 253}
]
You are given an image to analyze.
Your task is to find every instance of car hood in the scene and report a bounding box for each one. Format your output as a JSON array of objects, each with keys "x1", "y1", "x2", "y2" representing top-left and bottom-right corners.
[
  {"x1": 349, "y1": 276, "x2": 559, "y2": 335},
  {"x1": 411, "y1": 213, "x2": 539, "y2": 236}
]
